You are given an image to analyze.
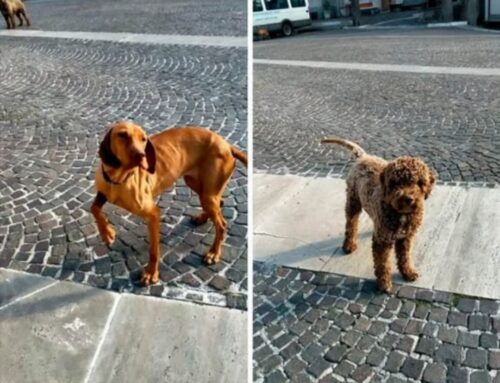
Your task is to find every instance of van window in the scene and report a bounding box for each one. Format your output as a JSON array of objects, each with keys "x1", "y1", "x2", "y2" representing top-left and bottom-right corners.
[
  {"x1": 264, "y1": 0, "x2": 289, "y2": 10},
  {"x1": 253, "y1": 0, "x2": 264, "y2": 12},
  {"x1": 290, "y1": 0, "x2": 306, "y2": 6}
]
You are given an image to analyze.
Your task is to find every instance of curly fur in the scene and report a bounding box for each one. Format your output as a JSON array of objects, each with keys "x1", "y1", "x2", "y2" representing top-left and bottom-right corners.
[{"x1": 321, "y1": 137, "x2": 436, "y2": 293}]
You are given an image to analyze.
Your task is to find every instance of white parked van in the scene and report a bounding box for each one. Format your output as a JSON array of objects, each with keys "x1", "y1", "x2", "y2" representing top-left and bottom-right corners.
[{"x1": 253, "y1": 0, "x2": 312, "y2": 37}]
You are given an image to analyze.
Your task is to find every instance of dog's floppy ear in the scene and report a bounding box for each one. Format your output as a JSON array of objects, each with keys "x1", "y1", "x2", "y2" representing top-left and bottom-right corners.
[
  {"x1": 379, "y1": 167, "x2": 387, "y2": 195},
  {"x1": 424, "y1": 168, "x2": 436, "y2": 199},
  {"x1": 99, "y1": 129, "x2": 121, "y2": 168},
  {"x1": 145, "y1": 139, "x2": 156, "y2": 174}
]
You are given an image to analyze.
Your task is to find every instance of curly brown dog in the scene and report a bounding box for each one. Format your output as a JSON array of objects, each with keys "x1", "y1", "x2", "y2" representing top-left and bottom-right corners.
[
  {"x1": 91, "y1": 121, "x2": 247, "y2": 285},
  {"x1": 0, "y1": 0, "x2": 30, "y2": 29},
  {"x1": 321, "y1": 138, "x2": 435, "y2": 293}
]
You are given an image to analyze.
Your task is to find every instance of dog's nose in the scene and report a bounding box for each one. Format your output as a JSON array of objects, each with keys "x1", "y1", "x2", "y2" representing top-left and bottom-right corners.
[
  {"x1": 403, "y1": 196, "x2": 414, "y2": 205},
  {"x1": 132, "y1": 151, "x2": 145, "y2": 161}
]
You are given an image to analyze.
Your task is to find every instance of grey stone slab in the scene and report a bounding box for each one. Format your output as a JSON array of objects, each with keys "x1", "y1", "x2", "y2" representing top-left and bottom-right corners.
[
  {"x1": 0, "y1": 280, "x2": 116, "y2": 383},
  {"x1": 254, "y1": 174, "x2": 500, "y2": 299},
  {"x1": 89, "y1": 294, "x2": 247, "y2": 383},
  {"x1": 0, "y1": 268, "x2": 55, "y2": 308},
  {"x1": 432, "y1": 187, "x2": 500, "y2": 297}
]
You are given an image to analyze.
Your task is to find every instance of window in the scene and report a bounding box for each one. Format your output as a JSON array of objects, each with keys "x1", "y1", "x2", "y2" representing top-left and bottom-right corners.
[
  {"x1": 264, "y1": 0, "x2": 289, "y2": 10},
  {"x1": 290, "y1": 0, "x2": 306, "y2": 7},
  {"x1": 253, "y1": 0, "x2": 264, "y2": 12}
]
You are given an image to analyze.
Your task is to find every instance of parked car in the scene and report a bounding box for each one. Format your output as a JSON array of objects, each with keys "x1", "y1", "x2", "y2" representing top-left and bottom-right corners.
[{"x1": 253, "y1": 0, "x2": 312, "y2": 37}]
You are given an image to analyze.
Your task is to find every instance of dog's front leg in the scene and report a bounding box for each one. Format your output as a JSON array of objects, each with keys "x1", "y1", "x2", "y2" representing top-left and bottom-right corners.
[
  {"x1": 140, "y1": 205, "x2": 161, "y2": 285},
  {"x1": 372, "y1": 237, "x2": 393, "y2": 293},
  {"x1": 395, "y1": 236, "x2": 419, "y2": 282},
  {"x1": 91, "y1": 192, "x2": 116, "y2": 246}
]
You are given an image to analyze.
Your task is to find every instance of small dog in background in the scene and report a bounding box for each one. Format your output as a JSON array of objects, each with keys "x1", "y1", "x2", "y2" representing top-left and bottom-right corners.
[
  {"x1": 321, "y1": 137, "x2": 435, "y2": 293},
  {"x1": 255, "y1": 28, "x2": 270, "y2": 40},
  {"x1": 0, "y1": 0, "x2": 30, "y2": 29}
]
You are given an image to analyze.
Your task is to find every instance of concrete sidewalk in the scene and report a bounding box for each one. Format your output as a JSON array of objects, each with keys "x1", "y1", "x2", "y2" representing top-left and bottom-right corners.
[
  {"x1": 0, "y1": 269, "x2": 247, "y2": 383},
  {"x1": 254, "y1": 173, "x2": 500, "y2": 299}
]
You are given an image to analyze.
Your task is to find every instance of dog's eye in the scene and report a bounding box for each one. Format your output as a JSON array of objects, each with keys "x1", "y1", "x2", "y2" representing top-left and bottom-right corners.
[
  {"x1": 142, "y1": 137, "x2": 147, "y2": 142},
  {"x1": 118, "y1": 132, "x2": 128, "y2": 139},
  {"x1": 418, "y1": 180, "x2": 425, "y2": 188}
]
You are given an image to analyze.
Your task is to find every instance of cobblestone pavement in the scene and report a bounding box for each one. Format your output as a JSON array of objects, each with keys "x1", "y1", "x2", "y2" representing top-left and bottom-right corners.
[
  {"x1": 254, "y1": 31, "x2": 500, "y2": 184},
  {"x1": 24, "y1": 0, "x2": 246, "y2": 36},
  {"x1": 0, "y1": 37, "x2": 247, "y2": 309},
  {"x1": 255, "y1": 29, "x2": 500, "y2": 68},
  {"x1": 254, "y1": 262, "x2": 500, "y2": 383}
]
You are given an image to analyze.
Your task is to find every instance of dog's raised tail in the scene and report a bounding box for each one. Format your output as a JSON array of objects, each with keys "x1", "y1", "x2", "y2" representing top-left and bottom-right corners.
[
  {"x1": 231, "y1": 146, "x2": 248, "y2": 167},
  {"x1": 321, "y1": 137, "x2": 366, "y2": 158}
]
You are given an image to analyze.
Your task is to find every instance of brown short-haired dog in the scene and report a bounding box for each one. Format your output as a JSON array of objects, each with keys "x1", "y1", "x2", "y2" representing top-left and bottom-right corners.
[
  {"x1": 321, "y1": 138, "x2": 435, "y2": 293},
  {"x1": 0, "y1": 0, "x2": 30, "y2": 29},
  {"x1": 92, "y1": 121, "x2": 247, "y2": 285}
]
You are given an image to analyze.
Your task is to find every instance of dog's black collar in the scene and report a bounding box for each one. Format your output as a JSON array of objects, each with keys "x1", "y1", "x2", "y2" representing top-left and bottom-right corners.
[{"x1": 102, "y1": 165, "x2": 125, "y2": 185}]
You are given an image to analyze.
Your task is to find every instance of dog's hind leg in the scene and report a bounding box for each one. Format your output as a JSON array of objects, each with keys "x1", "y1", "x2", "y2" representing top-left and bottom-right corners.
[
  {"x1": 201, "y1": 195, "x2": 227, "y2": 265},
  {"x1": 343, "y1": 189, "x2": 362, "y2": 253},
  {"x1": 184, "y1": 175, "x2": 210, "y2": 225},
  {"x1": 7, "y1": 14, "x2": 15, "y2": 29},
  {"x1": 91, "y1": 192, "x2": 116, "y2": 246},
  {"x1": 199, "y1": 157, "x2": 235, "y2": 265},
  {"x1": 395, "y1": 237, "x2": 419, "y2": 282},
  {"x1": 16, "y1": 11, "x2": 22, "y2": 26},
  {"x1": 372, "y1": 238, "x2": 393, "y2": 293},
  {"x1": 19, "y1": 10, "x2": 30, "y2": 26}
]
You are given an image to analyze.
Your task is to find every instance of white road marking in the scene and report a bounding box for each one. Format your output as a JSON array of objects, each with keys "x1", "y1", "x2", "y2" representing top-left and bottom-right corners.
[
  {"x1": 0, "y1": 30, "x2": 247, "y2": 48},
  {"x1": 254, "y1": 58, "x2": 500, "y2": 76}
]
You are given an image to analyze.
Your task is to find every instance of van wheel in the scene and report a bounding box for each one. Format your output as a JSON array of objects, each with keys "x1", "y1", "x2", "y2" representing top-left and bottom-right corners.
[{"x1": 281, "y1": 21, "x2": 293, "y2": 37}]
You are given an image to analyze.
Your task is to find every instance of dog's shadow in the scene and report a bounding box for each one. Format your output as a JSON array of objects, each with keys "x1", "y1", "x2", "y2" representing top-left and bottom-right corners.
[{"x1": 259, "y1": 231, "x2": 373, "y2": 267}]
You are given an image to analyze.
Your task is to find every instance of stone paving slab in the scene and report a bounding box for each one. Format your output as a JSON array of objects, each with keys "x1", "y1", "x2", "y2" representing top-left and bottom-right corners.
[
  {"x1": 0, "y1": 269, "x2": 117, "y2": 383},
  {"x1": 0, "y1": 37, "x2": 247, "y2": 308},
  {"x1": 254, "y1": 173, "x2": 500, "y2": 300},
  {"x1": 88, "y1": 294, "x2": 247, "y2": 383},
  {"x1": 253, "y1": 262, "x2": 500, "y2": 383},
  {"x1": 23, "y1": 0, "x2": 247, "y2": 36},
  {"x1": 0, "y1": 265, "x2": 55, "y2": 307},
  {"x1": 0, "y1": 268, "x2": 248, "y2": 383}
]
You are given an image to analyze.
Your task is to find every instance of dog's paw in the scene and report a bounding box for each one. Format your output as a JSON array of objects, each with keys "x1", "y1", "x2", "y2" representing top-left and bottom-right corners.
[
  {"x1": 342, "y1": 240, "x2": 357, "y2": 254},
  {"x1": 402, "y1": 268, "x2": 419, "y2": 282},
  {"x1": 191, "y1": 212, "x2": 209, "y2": 225},
  {"x1": 204, "y1": 251, "x2": 221, "y2": 265},
  {"x1": 101, "y1": 225, "x2": 116, "y2": 246},
  {"x1": 140, "y1": 266, "x2": 159, "y2": 286},
  {"x1": 377, "y1": 279, "x2": 393, "y2": 294}
]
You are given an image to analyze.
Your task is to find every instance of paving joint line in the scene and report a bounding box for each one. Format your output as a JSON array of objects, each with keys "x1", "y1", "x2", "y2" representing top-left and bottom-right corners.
[
  {"x1": 0, "y1": 280, "x2": 59, "y2": 312},
  {"x1": 83, "y1": 294, "x2": 121, "y2": 383}
]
